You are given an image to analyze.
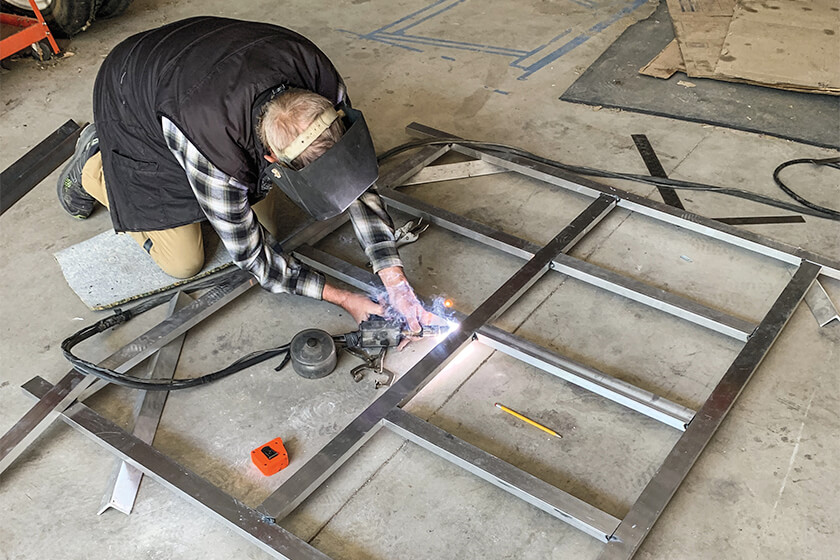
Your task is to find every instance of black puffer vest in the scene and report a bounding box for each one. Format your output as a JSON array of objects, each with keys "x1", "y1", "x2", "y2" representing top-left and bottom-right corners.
[{"x1": 93, "y1": 17, "x2": 343, "y2": 232}]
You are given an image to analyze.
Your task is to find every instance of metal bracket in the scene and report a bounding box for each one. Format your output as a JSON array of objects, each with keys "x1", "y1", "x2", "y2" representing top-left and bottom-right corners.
[
  {"x1": 98, "y1": 291, "x2": 192, "y2": 515},
  {"x1": 804, "y1": 279, "x2": 840, "y2": 327}
]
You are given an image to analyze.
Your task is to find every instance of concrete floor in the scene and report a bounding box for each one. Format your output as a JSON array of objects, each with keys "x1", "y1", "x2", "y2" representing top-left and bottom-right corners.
[{"x1": 2, "y1": 1, "x2": 839, "y2": 559}]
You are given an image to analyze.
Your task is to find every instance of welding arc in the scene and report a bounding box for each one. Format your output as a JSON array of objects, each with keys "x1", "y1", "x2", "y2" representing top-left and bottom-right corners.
[{"x1": 378, "y1": 139, "x2": 840, "y2": 222}]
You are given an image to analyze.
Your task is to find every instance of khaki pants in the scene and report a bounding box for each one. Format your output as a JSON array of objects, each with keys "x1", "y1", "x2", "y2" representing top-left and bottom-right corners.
[{"x1": 82, "y1": 152, "x2": 280, "y2": 278}]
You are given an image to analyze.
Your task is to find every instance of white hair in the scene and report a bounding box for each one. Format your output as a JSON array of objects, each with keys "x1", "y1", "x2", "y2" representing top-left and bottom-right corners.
[{"x1": 258, "y1": 88, "x2": 344, "y2": 169}]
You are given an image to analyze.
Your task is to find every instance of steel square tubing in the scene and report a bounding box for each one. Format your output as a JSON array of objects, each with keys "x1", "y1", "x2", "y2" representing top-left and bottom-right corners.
[
  {"x1": 382, "y1": 408, "x2": 621, "y2": 541},
  {"x1": 475, "y1": 329, "x2": 695, "y2": 429},
  {"x1": 599, "y1": 261, "x2": 820, "y2": 559},
  {"x1": 258, "y1": 195, "x2": 617, "y2": 520},
  {"x1": 405, "y1": 123, "x2": 840, "y2": 280},
  {"x1": 380, "y1": 187, "x2": 755, "y2": 341},
  {"x1": 293, "y1": 245, "x2": 695, "y2": 430},
  {"x1": 0, "y1": 271, "x2": 256, "y2": 475},
  {"x1": 20, "y1": 376, "x2": 329, "y2": 560}
]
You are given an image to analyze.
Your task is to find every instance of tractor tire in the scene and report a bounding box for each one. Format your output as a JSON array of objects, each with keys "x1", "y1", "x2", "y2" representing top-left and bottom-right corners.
[
  {"x1": 95, "y1": 0, "x2": 131, "y2": 19},
  {"x1": 1, "y1": 0, "x2": 99, "y2": 37}
]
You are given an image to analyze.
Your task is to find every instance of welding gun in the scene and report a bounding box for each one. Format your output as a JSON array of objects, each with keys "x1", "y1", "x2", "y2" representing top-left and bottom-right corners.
[{"x1": 343, "y1": 316, "x2": 448, "y2": 349}]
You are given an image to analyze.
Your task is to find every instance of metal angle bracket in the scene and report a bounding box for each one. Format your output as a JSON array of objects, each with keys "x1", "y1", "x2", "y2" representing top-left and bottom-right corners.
[
  {"x1": 98, "y1": 291, "x2": 192, "y2": 515},
  {"x1": 400, "y1": 159, "x2": 508, "y2": 186},
  {"x1": 0, "y1": 272, "x2": 255, "y2": 476},
  {"x1": 804, "y1": 279, "x2": 840, "y2": 327}
]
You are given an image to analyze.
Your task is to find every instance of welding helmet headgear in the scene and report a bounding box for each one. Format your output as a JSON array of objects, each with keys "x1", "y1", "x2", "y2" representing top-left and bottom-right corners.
[{"x1": 265, "y1": 105, "x2": 378, "y2": 220}]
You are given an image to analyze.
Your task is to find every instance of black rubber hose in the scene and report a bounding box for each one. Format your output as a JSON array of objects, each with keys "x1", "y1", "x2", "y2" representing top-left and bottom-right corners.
[
  {"x1": 61, "y1": 308, "x2": 292, "y2": 391},
  {"x1": 379, "y1": 139, "x2": 840, "y2": 222},
  {"x1": 772, "y1": 157, "x2": 840, "y2": 219},
  {"x1": 61, "y1": 298, "x2": 353, "y2": 391}
]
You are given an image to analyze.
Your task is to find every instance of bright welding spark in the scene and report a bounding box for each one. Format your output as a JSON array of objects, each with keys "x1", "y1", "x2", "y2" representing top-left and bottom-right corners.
[
  {"x1": 434, "y1": 319, "x2": 461, "y2": 341},
  {"x1": 425, "y1": 296, "x2": 460, "y2": 340}
]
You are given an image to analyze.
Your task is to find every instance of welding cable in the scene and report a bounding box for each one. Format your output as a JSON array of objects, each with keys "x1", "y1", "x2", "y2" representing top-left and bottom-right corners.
[
  {"x1": 772, "y1": 156, "x2": 840, "y2": 220},
  {"x1": 378, "y1": 139, "x2": 840, "y2": 222},
  {"x1": 61, "y1": 308, "x2": 293, "y2": 391},
  {"x1": 62, "y1": 295, "x2": 353, "y2": 390},
  {"x1": 58, "y1": 271, "x2": 294, "y2": 391}
]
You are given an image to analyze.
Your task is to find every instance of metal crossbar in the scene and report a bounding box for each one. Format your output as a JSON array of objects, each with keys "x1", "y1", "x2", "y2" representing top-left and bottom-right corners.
[
  {"x1": 257, "y1": 194, "x2": 618, "y2": 520},
  {"x1": 293, "y1": 244, "x2": 696, "y2": 430},
  {"x1": 3, "y1": 122, "x2": 835, "y2": 560},
  {"x1": 601, "y1": 262, "x2": 819, "y2": 557},
  {"x1": 380, "y1": 187, "x2": 756, "y2": 341},
  {"x1": 405, "y1": 123, "x2": 840, "y2": 279},
  {"x1": 381, "y1": 408, "x2": 622, "y2": 540}
]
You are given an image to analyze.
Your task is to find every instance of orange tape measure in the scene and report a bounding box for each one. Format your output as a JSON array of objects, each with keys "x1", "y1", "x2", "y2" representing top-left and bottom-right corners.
[{"x1": 251, "y1": 437, "x2": 289, "y2": 476}]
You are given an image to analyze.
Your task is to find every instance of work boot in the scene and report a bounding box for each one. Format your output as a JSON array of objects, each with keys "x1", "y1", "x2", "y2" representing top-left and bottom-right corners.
[{"x1": 57, "y1": 123, "x2": 99, "y2": 219}]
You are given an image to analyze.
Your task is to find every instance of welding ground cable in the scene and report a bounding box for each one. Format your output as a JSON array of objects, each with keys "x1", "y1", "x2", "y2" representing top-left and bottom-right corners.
[
  {"x1": 58, "y1": 271, "x2": 332, "y2": 391},
  {"x1": 773, "y1": 156, "x2": 840, "y2": 220},
  {"x1": 379, "y1": 139, "x2": 840, "y2": 222},
  {"x1": 61, "y1": 303, "x2": 298, "y2": 391},
  {"x1": 60, "y1": 265, "x2": 418, "y2": 390}
]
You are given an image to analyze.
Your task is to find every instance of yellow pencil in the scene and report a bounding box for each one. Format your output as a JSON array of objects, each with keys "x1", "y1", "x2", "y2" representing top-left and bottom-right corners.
[{"x1": 495, "y1": 403, "x2": 562, "y2": 439}]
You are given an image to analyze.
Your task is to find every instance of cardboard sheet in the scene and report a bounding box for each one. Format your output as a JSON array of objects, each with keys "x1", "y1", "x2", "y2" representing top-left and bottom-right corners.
[
  {"x1": 665, "y1": 0, "x2": 735, "y2": 77},
  {"x1": 714, "y1": 0, "x2": 840, "y2": 94},
  {"x1": 640, "y1": 39, "x2": 686, "y2": 79},
  {"x1": 567, "y1": 0, "x2": 840, "y2": 148}
]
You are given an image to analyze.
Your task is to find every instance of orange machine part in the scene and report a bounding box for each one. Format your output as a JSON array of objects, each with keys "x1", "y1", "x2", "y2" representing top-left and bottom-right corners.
[
  {"x1": 0, "y1": 0, "x2": 60, "y2": 60},
  {"x1": 250, "y1": 437, "x2": 289, "y2": 476}
]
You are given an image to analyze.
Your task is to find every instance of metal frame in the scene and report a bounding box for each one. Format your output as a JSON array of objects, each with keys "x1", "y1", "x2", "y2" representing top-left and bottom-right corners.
[{"x1": 3, "y1": 122, "x2": 837, "y2": 559}]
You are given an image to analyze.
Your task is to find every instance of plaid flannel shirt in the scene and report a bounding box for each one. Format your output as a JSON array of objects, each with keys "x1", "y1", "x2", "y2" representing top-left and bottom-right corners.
[{"x1": 161, "y1": 116, "x2": 402, "y2": 299}]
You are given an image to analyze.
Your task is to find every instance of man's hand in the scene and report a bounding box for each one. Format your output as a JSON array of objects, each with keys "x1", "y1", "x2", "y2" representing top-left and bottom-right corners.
[
  {"x1": 384, "y1": 281, "x2": 437, "y2": 333},
  {"x1": 378, "y1": 266, "x2": 440, "y2": 342},
  {"x1": 322, "y1": 283, "x2": 384, "y2": 324}
]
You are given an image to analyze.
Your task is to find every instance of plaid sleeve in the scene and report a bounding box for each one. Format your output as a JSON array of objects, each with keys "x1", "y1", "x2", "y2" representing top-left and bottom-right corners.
[
  {"x1": 161, "y1": 117, "x2": 325, "y2": 299},
  {"x1": 348, "y1": 190, "x2": 404, "y2": 273}
]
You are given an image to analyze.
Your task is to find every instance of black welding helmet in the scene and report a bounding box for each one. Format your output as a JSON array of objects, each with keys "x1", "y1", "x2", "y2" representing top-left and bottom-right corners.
[{"x1": 265, "y1": 105, "x2": 378, "y2": 220}]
